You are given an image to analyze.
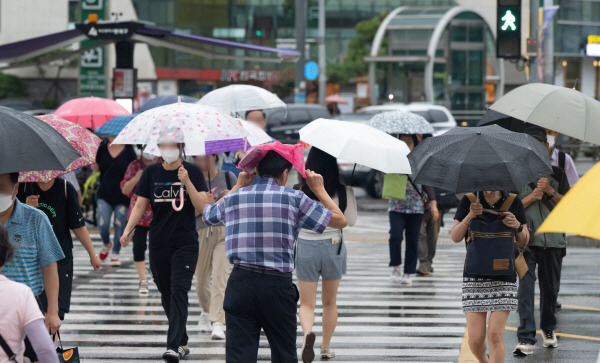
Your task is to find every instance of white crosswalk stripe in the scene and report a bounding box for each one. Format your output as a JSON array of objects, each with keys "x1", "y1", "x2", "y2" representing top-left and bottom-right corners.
[{"x1": 60, "y1": 234, "x2": 467, "y2": 361}]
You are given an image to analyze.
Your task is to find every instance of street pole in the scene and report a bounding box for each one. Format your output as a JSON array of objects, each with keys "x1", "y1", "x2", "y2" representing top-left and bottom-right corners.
[
  {"x1": 318, "y1": 0, "x2": 326, "y2": 105},
  {"x1": 543, "y1": 0, "x2": 554, "y2": 84},
  {"x1": 529, "y1": 0, "x2": 539, "y2": 82},
  {"x1": 294, "y1": 0, "x2": 307, "y2": 104}
]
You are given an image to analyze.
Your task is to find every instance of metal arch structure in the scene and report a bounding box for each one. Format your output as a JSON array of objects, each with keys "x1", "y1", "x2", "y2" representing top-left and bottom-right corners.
[
  {"x1": 424, "y1": 6, "x2": 504, "y2": 103},
  {"x1": 367, "y1": 6, "x2": 504, "y2": 105}
]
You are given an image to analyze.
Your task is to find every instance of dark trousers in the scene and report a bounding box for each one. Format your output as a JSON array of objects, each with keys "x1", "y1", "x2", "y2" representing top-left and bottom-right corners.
[
  {"x1": 224, "y1": 267, "x2": 299, "y2": 363},
  {"x1": 517, "y1": 246, "x2": 564, "y2": 344},
  {"x1": 149, "y1": 243, "x2": 198, "y2": 351},
  {"x1": 418, "y1": 209, "x2": 441, "y2": 273},
  {"x1": 388, "y1": 212, "x2": 424, "y2": 274}
]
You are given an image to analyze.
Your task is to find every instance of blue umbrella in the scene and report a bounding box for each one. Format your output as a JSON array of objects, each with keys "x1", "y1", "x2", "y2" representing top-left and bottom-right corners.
[
  {"x1": 136, "y1": 95, "x2": 198, "y2": 113},
  {"x1": 95, "y1": 114, "x2": 138, "y2": 137}
]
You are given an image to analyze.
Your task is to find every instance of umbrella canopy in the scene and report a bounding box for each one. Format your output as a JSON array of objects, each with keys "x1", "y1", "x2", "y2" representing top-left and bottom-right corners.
[
  {"x1": 95, "y1": 114, "x2": 139, "y2": 138},
  {"x1": 299, "y1": 118, "x2": 411, "y2": 174},
  {"x1": 19, "y1": 114, "x2": 102, "y2": 183},
  {"x1": 369, "y1": 111, "x2": 434, "y2": 135},
  {"x1": 0, "y1": 107, "x2": 80, "y2": 174},
  {"x1": 238, "y1": 142, "x2": 306, "y2": 177},
  {"x1": 489, "y1": 83, "x2": 600, "y2": 144},
  {"x1": 537, "y1": 162, "x2": 600, "y2": 239},
  {"x1": 408, "y1": 125, "x2": 553, "y2": 193},
  {"x1": 477, "y1": 109, "x2": 528, "y2": 132},
  {"x1": 136, "y1": 95, "x2": 198, "y2": 113},
  {"x1": 325, "y1": 94, "x2": 348, "y2": 104},
  {"x1": 55, "y1": 97, "x2": 130, "y2": 129},
  {"x1": 239, "y1": 119, "x2": 273, "y2": 146},
  {"x1": 198, "y1": 84, "x2": 286, "y2": 114},
  {"x1": 113, "y1": 103, "x2": 248, "y2": 156}
]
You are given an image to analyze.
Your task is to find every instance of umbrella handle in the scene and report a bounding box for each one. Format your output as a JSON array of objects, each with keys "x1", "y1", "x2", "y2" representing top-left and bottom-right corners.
[{"x1": 172, "y1": 184, "x2": 184, "y2": 211}]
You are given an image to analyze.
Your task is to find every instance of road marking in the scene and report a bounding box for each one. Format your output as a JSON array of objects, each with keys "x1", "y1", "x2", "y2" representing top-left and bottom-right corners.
[{"x1": 504, "y1": 326, "x2": 600, "y2": 342}]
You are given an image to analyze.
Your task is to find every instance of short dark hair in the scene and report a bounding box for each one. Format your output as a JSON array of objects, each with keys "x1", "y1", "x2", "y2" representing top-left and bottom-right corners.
[
  {"x1": 245, "y1": 110, "x2": 266, "y2": 119},
  {"x1": 257, "y1": 151, "x2": 292, "y2": 179},
  {"x1": 8, "y1": 172, "x2": 19, "y2": 185},
  {"x1": 525, "y1": 126, "x2": 547, "y2": 143},
  {"x1": 0, "y1": 225, "x2": 13, "y2": 268}
]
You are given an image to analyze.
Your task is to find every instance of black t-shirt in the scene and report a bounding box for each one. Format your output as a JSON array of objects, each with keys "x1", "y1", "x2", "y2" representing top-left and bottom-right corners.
[
  {"x1": 96, "y1": 141, "x2": 137, "y2": 206},
  {"x1": 135, "y1": 161, "x2": 207, "y2": 249},
  {"x1": 454, "y1": 191, "x2": 528, "y2": 283},
  {"x1": 17, "y1": 178, "x2": 85, "y2": 260}
]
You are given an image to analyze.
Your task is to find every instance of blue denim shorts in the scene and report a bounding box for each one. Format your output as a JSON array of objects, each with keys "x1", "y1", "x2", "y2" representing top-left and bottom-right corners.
[{"x1": 295, "y1": 238, "x2": 347, "y2": 282}]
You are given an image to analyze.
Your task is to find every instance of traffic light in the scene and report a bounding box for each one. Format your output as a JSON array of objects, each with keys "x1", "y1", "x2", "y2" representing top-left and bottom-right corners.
[{"x1": 497, "y1": 0, "x2": 521, "y2": 59}]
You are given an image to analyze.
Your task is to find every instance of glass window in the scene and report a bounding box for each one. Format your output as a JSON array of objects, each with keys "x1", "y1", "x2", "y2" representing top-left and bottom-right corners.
[
  {"x1": 451, "y1": 25, "x2": 467, "y2": 42},
  {"x1": 430, "y1": 109, "x2": 448, "y2": 122},
  {"x1": 451, "y1": 50, "x2": 466, "y2": 86},
  {"x1": 468, "y1": 50, "x2": 483, "y2": 85}
]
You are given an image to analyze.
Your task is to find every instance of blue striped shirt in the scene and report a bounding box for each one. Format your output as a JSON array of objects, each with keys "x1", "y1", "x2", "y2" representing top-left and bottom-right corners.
[{"x1": 1, "y1": 199, "x2": 64, "y2": 296}]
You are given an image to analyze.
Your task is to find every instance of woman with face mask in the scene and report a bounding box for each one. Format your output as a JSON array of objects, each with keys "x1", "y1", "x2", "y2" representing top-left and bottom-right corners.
[
  {"x1": 120, "y1": 146, "x2": 160, "y2": 296},
  {"x1": 120, "y1": 130, "x2": 209, "y2": 363}
]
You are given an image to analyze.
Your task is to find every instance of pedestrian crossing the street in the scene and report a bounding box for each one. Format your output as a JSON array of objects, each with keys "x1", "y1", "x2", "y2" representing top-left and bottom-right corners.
[{"x1": 61, "y1": 234, "x2": 468, "y2": 362}]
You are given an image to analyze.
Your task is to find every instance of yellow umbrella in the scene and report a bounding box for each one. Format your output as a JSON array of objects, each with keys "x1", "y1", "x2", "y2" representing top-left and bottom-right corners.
[{"x1": 537, "y1": 161, "x2": 600, "y2": 239}]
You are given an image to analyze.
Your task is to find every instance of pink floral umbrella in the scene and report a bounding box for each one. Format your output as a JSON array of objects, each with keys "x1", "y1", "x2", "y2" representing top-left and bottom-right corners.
[{"x1": 19, "y1": 114, "x2": 102, "y2": 183}]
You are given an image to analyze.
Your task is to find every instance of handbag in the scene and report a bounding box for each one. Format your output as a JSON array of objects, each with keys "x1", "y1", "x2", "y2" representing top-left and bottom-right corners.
[
  {"x1": 433, "y1": 187, "x2": 459, "y2": 211},
  {"x1": 382, "y1": 174, "x2": 407, "y2": 200},
  {"x1": 55, "y1": 332, "x2": 80, "y2": 363},
  {"x1": 515, "y1": 247, "x2": 529, "y2": 279},
  {"x1": 464, "y1": 193, "x2": 518, "y2": 276}
]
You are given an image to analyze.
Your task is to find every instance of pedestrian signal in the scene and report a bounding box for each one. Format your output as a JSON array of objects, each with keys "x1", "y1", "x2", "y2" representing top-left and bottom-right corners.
[{"x1": 497, "y1": 0, "x2": 521, "y2": 59}]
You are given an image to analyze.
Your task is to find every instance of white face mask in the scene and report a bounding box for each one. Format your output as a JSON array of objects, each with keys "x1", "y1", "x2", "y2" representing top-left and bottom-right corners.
[
  {"x1": 484, "y1": 191, "x2": 493, "y2": 194},
  {"x1": 0, "y1": 192, "x2": 14, "y2": 213},
  {"x1": 160, "y1": 148, "x2": 180, "y2": 163},
  {"x1": 142, "y1": 151, "x2": 156, "y2": 161},
  {"x1": 547, "y1": 135, "x2": 555, "y2": 148}
]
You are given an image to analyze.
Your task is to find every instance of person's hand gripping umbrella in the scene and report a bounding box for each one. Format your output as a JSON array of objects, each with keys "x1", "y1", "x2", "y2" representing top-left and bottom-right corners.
[{"x1": 174, "y1": 163, "x2": 189, "y2": 211}]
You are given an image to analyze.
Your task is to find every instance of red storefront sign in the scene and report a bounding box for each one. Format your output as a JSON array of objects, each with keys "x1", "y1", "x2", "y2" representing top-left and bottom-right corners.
[{"x1": 156, "y1": 68, "x2": 282, "y2": 82}]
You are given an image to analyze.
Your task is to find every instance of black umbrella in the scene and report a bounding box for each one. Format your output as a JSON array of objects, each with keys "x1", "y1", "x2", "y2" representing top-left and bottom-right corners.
[
  {"x1": 408, "y1": 125, "x2": 552, "y2": 193},
  {"x1": 477, "y1": 109, "x2": 529, "y2": 132},
  {"x1": 0, "y1": 106, "x2": 80, "y2": 174},
  {"x1": 136, "y1": 95, "x2": 198, "y2": 113}
]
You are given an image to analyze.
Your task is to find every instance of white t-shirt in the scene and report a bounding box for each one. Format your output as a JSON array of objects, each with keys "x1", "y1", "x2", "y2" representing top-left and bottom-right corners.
[
  {"x1": 298, "y1": 186, "x2": 357, "y2": 240},
  {"x1": 0, "y1": 275, "x2": 44, "y2": 363}
]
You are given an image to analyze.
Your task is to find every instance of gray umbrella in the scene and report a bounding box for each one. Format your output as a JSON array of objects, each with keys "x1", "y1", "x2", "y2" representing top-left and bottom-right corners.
[
  {"x1": 408, "y1": 125, "x2": 552, "y2": 193},
  {"x1": 0, "y1": 106, "x2": 80, "y2": 174},
  {"x1": 369, "y1": 111, "x2": 434, "y2": 135}
]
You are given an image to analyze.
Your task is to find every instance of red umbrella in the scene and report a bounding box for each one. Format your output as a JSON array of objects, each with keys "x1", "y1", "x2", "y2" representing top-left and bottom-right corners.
[
  {"x1": 55, "y1": 97, "x2": 130, "y2": 129},
  {"x1": 325, "y1": 94, "x2": 348, "y2": 105}
]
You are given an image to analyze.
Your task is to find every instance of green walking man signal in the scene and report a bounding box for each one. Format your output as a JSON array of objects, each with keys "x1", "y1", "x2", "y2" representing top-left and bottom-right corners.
[{"x1": 501, "y1": 10, "x2": 517, "y2": 31}]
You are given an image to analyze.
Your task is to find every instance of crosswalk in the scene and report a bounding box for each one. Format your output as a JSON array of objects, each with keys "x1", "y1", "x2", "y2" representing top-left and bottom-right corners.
[{"x1": 61, "y1": 234, "x2": 468, "y2": 362}]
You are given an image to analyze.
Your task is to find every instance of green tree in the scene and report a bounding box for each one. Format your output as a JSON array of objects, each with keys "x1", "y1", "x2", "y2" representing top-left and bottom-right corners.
[
  {"x1": 327, "y1": 13, "x2": 387, "y2": 84},
  {"x1": 0, "y1": 72, "x2": 28, "y2": 99}
]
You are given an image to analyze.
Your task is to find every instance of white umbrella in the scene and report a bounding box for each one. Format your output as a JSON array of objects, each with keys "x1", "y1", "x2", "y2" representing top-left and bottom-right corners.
[
  {"x1": 489, "y1": 83, "x2": 600, "y2": 144},
  {"x1": 299, "y1": 118, "x2": 411, "y2": 174},
  {"x1": 238, "y1": 119, "x2": 273, "y2": 146},
  {"x1": 370, "y1": 110, "x2": 434, "y2": 135},
  {"x1": 198, "y1": 84, "x2": 286, "y2": 114}
]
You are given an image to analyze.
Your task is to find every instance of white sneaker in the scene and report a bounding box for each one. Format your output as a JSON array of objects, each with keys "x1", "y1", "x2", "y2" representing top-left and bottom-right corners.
[
  {"x1": 320, "y1": 347, "x2": 335, "y2": 359},
  {"x1": 211, "y1": 322, "x2": 226, "y2": 340},
  {"x1": 390, "y1": 268, "x2": 401, "y2": 282},
  {"x1": 138, "y1": 280, "x2": 149, "y2": 296},
  {"x1": 542, "y1": 330, "x2": 558, "y2": 348},
  {"x1": 400, "y1": 273, "x2": 413, "y2": 286},
  {"x1": 513, "y1": 342, "x2": 535, "y2": 356},
  {"x1": 109, "y1": 254, "x2": 120, "y2": 267},
  {"x1": 198, "y1": 312, "x2": 212, "y2": 332}
]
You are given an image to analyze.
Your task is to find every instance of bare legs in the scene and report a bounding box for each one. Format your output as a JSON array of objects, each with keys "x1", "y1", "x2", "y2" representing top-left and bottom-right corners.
[
  {"x1": 466, "y1": 311, "x2": 510, "y2": 363},
  {"x1": 298, "y1": 279, "x2": 341, "y2": 349}
]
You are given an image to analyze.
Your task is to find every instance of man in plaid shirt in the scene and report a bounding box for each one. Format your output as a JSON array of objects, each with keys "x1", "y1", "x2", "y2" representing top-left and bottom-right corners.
[{"x1": 203, "y1": 150, "x2": 347, "y2": 363}]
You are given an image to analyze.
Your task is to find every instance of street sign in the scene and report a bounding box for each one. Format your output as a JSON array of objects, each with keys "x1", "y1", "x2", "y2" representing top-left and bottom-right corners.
[
  {"x1": 586, "y1": 35, "x2": 600, "y2": 57},
  {"x1": 497, "y1": 0, "x2": 521, "y2": 59},
  {"x1": 304, "y1": 61, "x2": 319, "y2": 81},
  {"x1": 79, "y1": 0, "x2": 106, "y2": 97}
]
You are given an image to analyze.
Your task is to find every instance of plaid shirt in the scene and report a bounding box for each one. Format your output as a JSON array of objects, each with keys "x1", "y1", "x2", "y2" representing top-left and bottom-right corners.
[{"x1": 203, "y1": 177, "x2": 332, "y2": 272}]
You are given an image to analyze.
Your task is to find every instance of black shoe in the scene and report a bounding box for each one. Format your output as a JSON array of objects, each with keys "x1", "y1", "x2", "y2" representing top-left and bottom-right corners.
[
  {"x1": 162, "y1": 349, "x2": 180, "y2": 362},
  {"x1": 301, "y1": 332, "x2": 316, "y2": 363},
  {"x1": 556, "y1": 302, "x2": 562, "y2": 310}
]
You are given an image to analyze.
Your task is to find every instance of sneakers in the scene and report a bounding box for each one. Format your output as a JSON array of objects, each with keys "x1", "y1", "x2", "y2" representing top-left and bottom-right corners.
[
  {"x1": 99, "y1": 242, "x2": 113, "y2": 261},
  {"x1": 513, "y1": 342, "x2": 535, "y2": 356},
  {"x1": 198, "y1": 312, "x2": 212, "y2": 333},
  {"x1": 138, "y1": 280, "x2": 149, "y2": 296},
  {"x1": 301, "y1": 331, "x2": 316, "y2": 363},
  {"x1": 320, "y1": 347, "x2": 335, "y2": 359},
  {"x1": 390, "y1": 268, "x2": 401, "y2": 282},
  {"x1": 543, "y1": 330, "x2": 558, "y2": 348},
  {"x1": 109, "y1": 253, "x2": 120, "y2": 267},
  {"x1": 211, "y1": 322, "x2": 225, "y2": 340},
  {"x1": 400, "y1": 273, "x2": 413, "y2": 286},
  {"x1": 162, "y1": 349, "x2": 180, "y2": 362}
]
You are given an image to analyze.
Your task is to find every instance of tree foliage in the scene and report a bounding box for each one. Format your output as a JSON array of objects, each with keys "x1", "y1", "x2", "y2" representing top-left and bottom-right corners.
[
  {"x1": 327, "y1": 13, "x2": 387, "y2": 84},
  {"x1": 0, "y1": 73, "x2": 28, "y2": 99}
]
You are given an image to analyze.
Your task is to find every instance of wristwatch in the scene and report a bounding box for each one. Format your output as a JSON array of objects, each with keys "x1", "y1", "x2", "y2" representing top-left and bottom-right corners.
[
  {"x1": 551, "y1": 189, "x2": 557, "y2": 198},
  {"x1": 516, "y1": 223, "x2": 524, "y2": 233}
]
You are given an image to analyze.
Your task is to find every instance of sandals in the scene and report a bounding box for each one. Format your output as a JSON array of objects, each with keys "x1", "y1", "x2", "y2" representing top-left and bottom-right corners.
[{"x1": 162, "y1": 349, "x2": 180, "y2": 362}]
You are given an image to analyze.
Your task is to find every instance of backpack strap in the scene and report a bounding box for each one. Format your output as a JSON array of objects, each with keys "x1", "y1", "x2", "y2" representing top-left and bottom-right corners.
[
  {"x1": 558, "y1": 150, "x2": 566, "y2": 171},
  {"x1": 224, "y1": 171, "x2": 232, "y2": 190},
  {"x1": 499, "y1": 193, "x2": 517, "y2": 212},
  {"x1": 0, "y1": 334, "x2": 17, "y2": 363},
  {"x1": 466, "y1": 193, "x2": 477, "y2": 204}
]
